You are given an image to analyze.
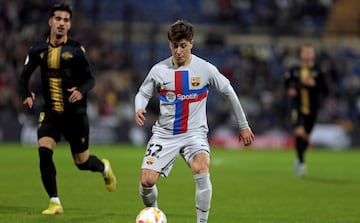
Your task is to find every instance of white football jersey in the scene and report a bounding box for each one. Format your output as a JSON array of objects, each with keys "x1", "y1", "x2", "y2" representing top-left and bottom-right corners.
[{"x1": 135, "y1": 54, "x2": 248, "y2": 135}]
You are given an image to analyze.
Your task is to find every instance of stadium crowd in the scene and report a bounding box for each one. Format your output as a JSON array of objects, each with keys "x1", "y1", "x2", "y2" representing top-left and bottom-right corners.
[{"x1": 1, "y1": 0, "x2": 359, "y2": 146}]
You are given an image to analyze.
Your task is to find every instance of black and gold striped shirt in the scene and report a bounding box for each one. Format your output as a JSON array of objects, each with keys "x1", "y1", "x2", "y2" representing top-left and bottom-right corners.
[
  {"x1": 18, "y1": 36, "x2": 95, "y2": 114},
  {"x1": 284, "y1": 64, "x2": 328, "y2": 115}
]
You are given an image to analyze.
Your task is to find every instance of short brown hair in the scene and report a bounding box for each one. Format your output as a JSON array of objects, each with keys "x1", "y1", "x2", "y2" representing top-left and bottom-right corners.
[
  {"x1": 49, "y1": 2, "x2": 73, "y2": 19},
  {"x1": 167, "y1": 20, "x2": 194, "y2": 42}
]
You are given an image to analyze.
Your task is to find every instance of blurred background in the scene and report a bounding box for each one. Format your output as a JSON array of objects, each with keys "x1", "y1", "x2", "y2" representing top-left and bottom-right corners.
[{"x1": 1, "y1": 0, "x2": 359, "y2": 149}]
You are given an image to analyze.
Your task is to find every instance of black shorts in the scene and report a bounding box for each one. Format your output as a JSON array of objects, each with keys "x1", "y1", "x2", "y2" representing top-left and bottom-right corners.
[
  {"x1": 37, "y1": 111, "x2": 89, "y2": 154},
  {"x1": 291, "y1": 108, "x2": 316, "y2": 134}
]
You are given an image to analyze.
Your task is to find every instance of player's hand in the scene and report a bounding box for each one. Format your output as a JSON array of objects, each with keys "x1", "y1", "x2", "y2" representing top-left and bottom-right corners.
[
  {"x1": 68, "y1": 87, "x2": 83, "y2": 103},
  {"x1": 23, "y1": 92, "x2": 36, "y2": 109},
  {"x1": 135, "y1": 109, "x2": 147, "y2": 126},
  {"x1": 238, "y1": 127, "x2": 255, "y2": 147},
  {"x1": 302, "y1": 77, "x2": 316, "y2": 87},
  {"x1": 287, "y1": 88, "x2": 297, "y2": 97},
  {"x1": 294, "y1": 126, "x2": 308, "y2": 140}
]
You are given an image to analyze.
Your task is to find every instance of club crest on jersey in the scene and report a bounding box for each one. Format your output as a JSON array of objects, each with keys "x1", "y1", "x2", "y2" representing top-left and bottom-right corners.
[
  {"x1": 191, "y1": 77, "x2": 200, "y2": 87},
  {"x1": 191, "y1": 77, "x2": 200, "y2": 86},
  {"x1": 146, "y1": 157, "x2": 155, "y2": 165},
  {"x1": 61, "y1": 52, "x2": 73, "y2": 60}
]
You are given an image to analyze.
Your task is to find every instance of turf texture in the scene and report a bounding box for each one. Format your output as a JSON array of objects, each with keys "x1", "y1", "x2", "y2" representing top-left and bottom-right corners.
[{"x1": 0, "y1": 143, "x2": 359, "y2": 223}]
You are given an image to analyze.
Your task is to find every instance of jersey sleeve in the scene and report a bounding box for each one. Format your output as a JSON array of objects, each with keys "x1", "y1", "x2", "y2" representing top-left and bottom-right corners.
[
  {"x1": 222, "y1": 84, "x2": 249, "y2": 130},
  {"x1": 284, "y1": 68, "x2": 297, "y2": 90},
  {"x1": 207, "y1": 62, "x2": 231, "y2": 91},
  {"x1": 17, "y1": 46, "x2": 39, "y2": 100},
  {"x1": 207, "y1": 62, "x2": 249, "y2": 130},
  {"x1": 316, "y1": 68, "x2": 329, "y2": 96},
  {"x1": 135, "y1": 67, "x2": 157, "y2": 111},
  {"x1": 75, "y1": 45, "x2": 95, "y2": 95}
]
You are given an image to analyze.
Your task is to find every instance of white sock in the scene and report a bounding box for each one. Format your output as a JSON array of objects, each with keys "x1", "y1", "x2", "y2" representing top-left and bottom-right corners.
[
  {"x1": 139, "y1": 183, "x2": 158, "y2": 208},
  {"x1": 194, "y1": 173, "x2": 212, "y2": 223},
  {"x1": 103, "y1": 163, "x2": 109, "y2": 175},
  {"x1": 50, "y1": 197, "x2": 61, "y2": 205}
]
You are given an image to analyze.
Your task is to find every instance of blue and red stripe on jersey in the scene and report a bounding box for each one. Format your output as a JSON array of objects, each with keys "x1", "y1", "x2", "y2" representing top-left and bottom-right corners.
[{"x1": 159, "y1": 70, "x2": 208, "y2": 134}]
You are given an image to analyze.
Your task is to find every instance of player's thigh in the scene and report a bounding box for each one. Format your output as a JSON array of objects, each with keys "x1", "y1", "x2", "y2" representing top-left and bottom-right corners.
[
  {"x1": 63, "y1": 113, "x2": 89, "y2": 154},
  {"x1": 291, "y1": 108, "x2": 302, "y2": 128},
  {"x1": 141, "y1": 134, "x2": 182, "y2": 177},
  {"x1": 181, "y1": 133, "x2": 210, "y2": 173},
  {"x1": 37, "y1": 111, "x2": 62, "y2": 147},
  {"x1": 303, "y1": 114, "x2": 316, "y2": 133}
]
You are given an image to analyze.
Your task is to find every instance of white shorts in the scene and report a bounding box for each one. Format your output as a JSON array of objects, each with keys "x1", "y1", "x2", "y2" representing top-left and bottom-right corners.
[{"x1": 141, "y1": 131, "x2": 210, "y2": 177}]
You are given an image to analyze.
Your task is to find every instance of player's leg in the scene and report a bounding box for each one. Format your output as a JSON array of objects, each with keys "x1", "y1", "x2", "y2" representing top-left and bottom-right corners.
[
  {"x1": 72, "y1": 150, "x2": 116, "y2": 191},
  {"x1": 189, "y1": 153, "x2": 212, "y2": 223},
  {"x1": 294, "y1": 125, "x2": 308, "y2": 175},
  {"x1": 38, "y1": 136, "x2": 63, "y2": 215},
  {"x1": 295, "y1": 114, "x2": 316, "y2": 174},
  {"x1": 294, "y1": 115, "x2": 316, "y2": 161},
  {"x1": 37, "y1": 112, "x2": 63, "y2": 215},
  {"x1": 291, "y1": 109, "x2": 308, "y2": 175},
  {"x1": 66, "y1": 113, "x2": 116, "y2": 191},
  {"x1": 38, "y1": 137, "x2": 57, "y2": 198},
  {"x1": 294, "y1": 125, "x2": 308, "y2": 163},
  {"x1": 140, "y1": 168, "x2": 160, "y2": 208},
  {"x1": 291, "y1": 109, "x2": 305, "y2": 162},
  {"x1": 139, "y1": 135, "x2": 180, "y2": 208},
  {"x1": 182, "y1": 134, "x2": 212, "y2": 223}
]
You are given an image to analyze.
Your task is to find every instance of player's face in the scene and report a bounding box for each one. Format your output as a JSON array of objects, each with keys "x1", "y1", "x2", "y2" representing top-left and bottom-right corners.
[
  {"x1": 169, "y1": 39, "x2": 193, "y2": 67},
  {"x1": 300, "y1": 46, "x2": 315, "y2": 67},
  {"x1": 49, "y1": 11, "x2": 71, "y2": 38}
]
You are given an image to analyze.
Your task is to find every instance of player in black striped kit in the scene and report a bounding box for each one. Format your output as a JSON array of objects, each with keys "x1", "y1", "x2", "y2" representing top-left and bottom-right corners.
[
  {"x1": 18, "y1": 3, "x2": 116, "y2": 215},
  {"x1": 284, "y1": 44, "x2": 328, "y2": 176}
]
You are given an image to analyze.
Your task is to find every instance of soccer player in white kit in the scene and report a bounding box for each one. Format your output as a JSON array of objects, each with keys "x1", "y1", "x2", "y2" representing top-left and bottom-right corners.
[{"x1": 135, "y1": 20, "x2": 255, "y2": 223}]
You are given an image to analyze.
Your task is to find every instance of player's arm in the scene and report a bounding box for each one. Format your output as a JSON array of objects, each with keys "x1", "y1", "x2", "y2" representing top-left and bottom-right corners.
[
  {"x1": 17, "y1": 47, "x2": 39, "y2": 109},
  {"x1": 316, "y1": 69, "x2": 329, "y2": 96},
  {"x1": 207, "y1": 62, "x2": 254, "y2": 146},
  {"x1": 221, "y1": 84, "x2": 255, "y2": 147},
  {"x1": 69, "y1": 45, "x2": 95, "y2": 103},
  {"x1": 135, "y1": 92, "x2": 151, "y2": 126},
  {"x1": 284, "y1": 69, "x2": 298, "y2": 97},
  {"x1": 134, "y1": 71, "x2": 156, "y2": 126}
]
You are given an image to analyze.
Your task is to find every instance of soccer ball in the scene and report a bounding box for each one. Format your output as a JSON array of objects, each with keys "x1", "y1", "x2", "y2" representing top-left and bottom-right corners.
[{"x1": 135, "y1": 207, "x2": 167, "y2": 223}]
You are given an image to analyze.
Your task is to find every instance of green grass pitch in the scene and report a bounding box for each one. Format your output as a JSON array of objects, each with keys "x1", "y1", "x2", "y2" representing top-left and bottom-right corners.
[{"x1": 0, "y1": 143, "x2": 359, "y2": 223}]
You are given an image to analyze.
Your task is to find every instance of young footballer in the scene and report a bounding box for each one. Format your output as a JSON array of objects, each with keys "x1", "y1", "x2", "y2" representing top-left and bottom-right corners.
[
  {"x1": 284, "y1": 44, "x2": 328, "y2": 176},
  {"x1": 134, "y1": 20, "x2": 254, "y2": 223},
  {"x1": 18, "y1": 3, "x2": 116, "y2": 215}
]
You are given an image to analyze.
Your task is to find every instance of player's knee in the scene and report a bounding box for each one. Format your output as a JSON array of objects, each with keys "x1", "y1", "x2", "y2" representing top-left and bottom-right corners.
[
  {"x1": 191, "y1": 162, "x2": 209, "y2": 175},
  {"x1": 76, "y1": 159, "x2": 90, "y2": 171},
  {"x1": 140, "y1": 169, "x2": 159, "y2": 187},
  {"x1": 190, "y1": 154, "x2": 210, "y2": 174},
  {"x1": 294, "y1": 126, "x2": 307, "y2": 138},
  {"x1": 140, "y1": 173, "x2": 157, "y2": 187},
  {"x1": 140, "y1": 178, "x2": 156, "y2": 187}
]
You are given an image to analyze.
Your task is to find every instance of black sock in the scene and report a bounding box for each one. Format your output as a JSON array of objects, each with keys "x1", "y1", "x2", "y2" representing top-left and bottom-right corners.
[
  {"x1": 76, "y1": 155, "x2": 105, "y2": 172},
  {"x1": 295, "y1": 137, "x2": 308, "y2": 164},
  {"x1": 38, "y1": 147, "x2": 57, "y2": 198}
]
